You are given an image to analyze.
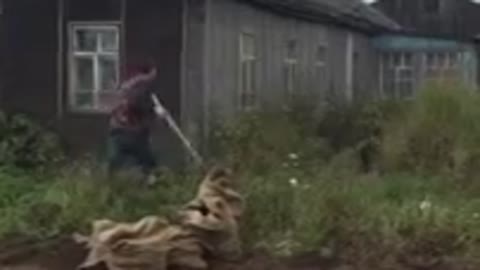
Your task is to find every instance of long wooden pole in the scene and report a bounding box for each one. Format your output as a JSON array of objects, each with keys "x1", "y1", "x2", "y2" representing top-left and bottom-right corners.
[{"x1": 151, "y1": 94, "x2": 204, "y2": 166}]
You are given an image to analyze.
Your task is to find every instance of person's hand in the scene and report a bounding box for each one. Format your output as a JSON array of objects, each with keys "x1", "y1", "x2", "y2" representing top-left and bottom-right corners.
[
  {"x1": 154, "y1": 105, "x2": 167, "y2": 118},
  {"x1": 146, "y1": 67, "x2": 157, "y2": 80}
]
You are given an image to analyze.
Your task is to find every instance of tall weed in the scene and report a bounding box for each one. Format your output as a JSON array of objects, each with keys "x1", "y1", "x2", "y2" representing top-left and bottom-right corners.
[{"x1": 381, "y1": 82, "x2": 480, "y2": 179}]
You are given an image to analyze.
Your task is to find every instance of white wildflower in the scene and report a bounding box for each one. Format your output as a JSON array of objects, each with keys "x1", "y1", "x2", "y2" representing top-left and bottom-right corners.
[
  {"x1": 473, "y1": 213, "x2": 480, "y2": 219},
  {"x1": 289, "y1": 178, "x2": 299, "y2": 187},
  {"x1": 419, "y1": 200, "x2": 432, "y2": 211},
  {"x1": 288, "y1": 153, "x2": 299, "y2": 160}
]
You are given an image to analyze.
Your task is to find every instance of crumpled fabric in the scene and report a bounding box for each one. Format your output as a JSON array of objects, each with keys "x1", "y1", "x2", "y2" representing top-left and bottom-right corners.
[{"x1": 75, "y1": 167, "x2": 244, "y2": 270}]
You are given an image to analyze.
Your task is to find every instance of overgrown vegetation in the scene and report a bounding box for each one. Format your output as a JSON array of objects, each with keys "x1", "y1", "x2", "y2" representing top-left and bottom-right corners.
[
  {"x1": 0, "y1": 112, "x2": 64, "y2": 169},
  {"x1": 0, "y1": 83, "x2": 480, "y2": 268}
]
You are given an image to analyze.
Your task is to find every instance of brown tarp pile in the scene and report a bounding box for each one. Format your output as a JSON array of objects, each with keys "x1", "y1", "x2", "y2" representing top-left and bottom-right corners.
[{"x1": 74, "y1": 167, "x2": 244, "y2": 270}]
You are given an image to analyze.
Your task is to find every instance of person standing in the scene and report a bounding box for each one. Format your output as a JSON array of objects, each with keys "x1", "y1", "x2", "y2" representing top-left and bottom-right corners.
[{"x1": 107, "y1": 62, "x2": 166, "y2": 185}]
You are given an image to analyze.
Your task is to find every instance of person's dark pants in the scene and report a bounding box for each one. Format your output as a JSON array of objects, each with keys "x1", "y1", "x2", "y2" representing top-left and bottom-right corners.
[{"x1": 107, "y1": 129, "x2": 156, "y2": 178}]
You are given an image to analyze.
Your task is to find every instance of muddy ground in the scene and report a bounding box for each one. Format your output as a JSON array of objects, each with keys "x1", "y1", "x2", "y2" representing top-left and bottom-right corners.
[
  {"x1": 0, "y1": 237, "x2": 477, "y2": 270},
  {"x1": 0, "y1": 237, "x2": 330, "y2": 270}
]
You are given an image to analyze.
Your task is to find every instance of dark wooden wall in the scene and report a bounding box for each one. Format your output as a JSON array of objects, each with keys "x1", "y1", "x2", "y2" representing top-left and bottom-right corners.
[
  {"x1": 123, "y1": 0, "x2": 184, "y2": 167},
  {"x1": 0, "y1": 3, "x2": 6, "y2": 108},
  {"x1": 58, "y1": 0, "x2": 123, "y2": 157},
  {"x1": 2, "y1": 0, "x2": 185, "y2": 166},
  {"x1": 2, "y1": 0, "x2": 59, "y2": 125}
]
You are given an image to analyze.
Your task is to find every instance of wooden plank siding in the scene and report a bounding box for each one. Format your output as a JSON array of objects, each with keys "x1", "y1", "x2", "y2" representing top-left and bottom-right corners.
[
  {"x1": 1, "y1": 0, "x2": 186, "y2": 167},
  {"x1": 2, "y1": 0, "x2": 59, "y2": 124},
  {"x1": 201, "y1": 0, "x2": 380, "y2": 126},
  {"x1": 58, "y1": 0, "x2": 122, "y2": 156},
  {"x1": 0, "y1": 1, "x2": 5, "y2": 109},
  {"x1": 181, "y1": 0, "x2": 209, "y2": 156}
]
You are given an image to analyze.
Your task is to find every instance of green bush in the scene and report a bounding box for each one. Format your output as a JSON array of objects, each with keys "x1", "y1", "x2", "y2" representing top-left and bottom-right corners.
[
  {"x1": 0, "y1": 112, "x2": 64, "y2": 169},
  {"x1": 210, "y1": 108, "x2": 331, "y2": 173},
  {"x1": 316, "y1": 100, "x2": 406, "y2": 172},
  {"x1": 380, "y1": 82, "x2": 480, "y2": 179}
]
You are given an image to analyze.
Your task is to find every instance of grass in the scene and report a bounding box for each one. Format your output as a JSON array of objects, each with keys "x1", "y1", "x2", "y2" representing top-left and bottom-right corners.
[
  {"x1": 0, "y1": 83, "x2": 480, "y2": 267},
  {"x1": 0, "y1": 162, "x2": 478, "y2": 266},
  {"x1": 0, "y1": 165, "x2": 199, "y2": 239}
]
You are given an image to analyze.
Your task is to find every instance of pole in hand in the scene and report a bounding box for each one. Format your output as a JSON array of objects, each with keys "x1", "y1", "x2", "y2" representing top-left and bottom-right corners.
[{"x1": 151, "y1": 94, "x2": 204, "y2": 166}]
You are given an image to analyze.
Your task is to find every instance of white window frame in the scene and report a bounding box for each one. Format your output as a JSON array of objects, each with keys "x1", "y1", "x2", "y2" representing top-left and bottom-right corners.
[
  {"x1": 381, "y1": 52, "x2": 415, "y2": 99},
  {"x1": 238, "y1": 32, "x2": 257, "y2": 111},
  {"x1": 284, "y1": 39, "x2": 298, "y2": 98},
  {"x1": 345, "y1": 33, "x2": 355, "y2": 102},
  {"x1": 68, "y1": 22, "x2": 121, "y2": 113},
  {"x1": 423, "y1": 51, "x2": 462, "y2": 82}
]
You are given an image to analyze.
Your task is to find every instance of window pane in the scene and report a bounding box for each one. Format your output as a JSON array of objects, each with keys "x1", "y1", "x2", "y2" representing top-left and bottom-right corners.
[
  {"x1": 404, "y1": 53, "x2": 413, "y2": 66},
  {"x1": 448, "y1": 52, "x2": 458, "y2": 67},
  {"x1": 74, "y1": 57, "x2": 94, "y2": 92},
  {"x1": 426, "y1": 53, "x2": 436, "y2": 68},
  {"x1": 241, "y1": 34, "x2": 255, "y2": 58},
  {"x1": 99, "y1": 56, "x2": 118, "y2": 91},
  {"x1": 439, "y1": 53, "x2": 448, "y2": 67},
  {"x1": 74, "y1": 29, "x2": 97, "y2": 52},
  {"x1": 287, "y1": 40, "x2": 297, "y2": 59},
  {"x1": 383, "y1": 67, "x2": 395, "y2": 98},
  {"x1": 381, "y1": 53, "x2": 391, "y2": 68},
  {"x1": 241, "y1": 61, "x2": 248, "y2": 92},
  {"x1": 100, "y1": 29, "x2": 118, "y2": 52},
  {"x1": 74, "y1": 92, "x2": 93, "y2": 108},
  {"x1": 248, "y1": 60, "x2": 256, "y2": 93},
  {"x1": 398, "y1": 81, "x2": 414, "y2": 98},
  {"x1": 316, "y1": 45, "x2": 327, "y2": 65},
  {"x1": 393, "y1": 53, "x2": 402, "y2": 66},
  {"x1": 398, "y1": 69, "x2": 413, "y2": 80}
]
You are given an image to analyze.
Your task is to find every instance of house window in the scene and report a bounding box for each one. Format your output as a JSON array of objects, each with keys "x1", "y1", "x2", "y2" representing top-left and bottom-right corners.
[
  {"x1": 381, "y1": 52, "x2": 415, "y2": 99},
  {"x1": 69, "y1": 23, "x2": 120, "y2": 111},
  {"x1": 284, "y1": 39, "x2": 298, "y2": 98},
  {"x1": 424, "y1": 52, "x2": 461, "y2": 81},
  {"x1": 314, "y1": 44, "x2": 328, "y2": 92},
  {"x1": 315, "y1": 44, "x2": 327, "y2": 68},
  {"x1": 423, "y1": 0, "x2": 440, "y2": 14},
  {"x1": 239, "y1": 33, "x2": 257, "y2": 110}
]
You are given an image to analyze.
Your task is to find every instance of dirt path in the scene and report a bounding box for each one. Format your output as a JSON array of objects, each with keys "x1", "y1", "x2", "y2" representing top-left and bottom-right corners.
[
  {"x1": 0, "y1": 237, "x2": 85, "y2": 270},
  {"x1": 0, "y1": 238, "x2": 476, "y2": 270},
  {"x1": 0, "y1": 237, "x2": 339, "y2": 270}
]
